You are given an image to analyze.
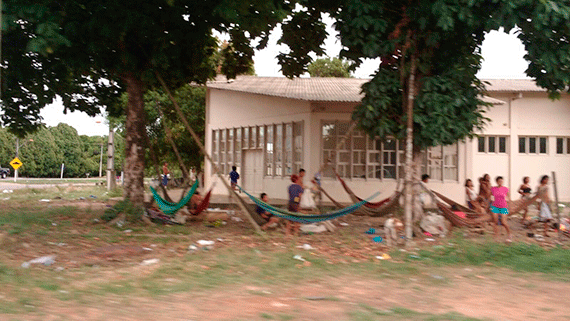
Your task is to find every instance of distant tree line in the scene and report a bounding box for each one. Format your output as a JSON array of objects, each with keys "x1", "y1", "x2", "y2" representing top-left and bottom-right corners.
[{"x1": 0, "y1": 123, "x2": 124, "y2": 178}]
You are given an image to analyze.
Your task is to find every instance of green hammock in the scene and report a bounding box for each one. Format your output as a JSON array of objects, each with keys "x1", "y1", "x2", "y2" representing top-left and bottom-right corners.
[
  {"x1": 238, "y1": 186, "x2": 380, "y2": 223},
  {"x1": 150, "y1": 179, "x2": 199, "y2": 216}
]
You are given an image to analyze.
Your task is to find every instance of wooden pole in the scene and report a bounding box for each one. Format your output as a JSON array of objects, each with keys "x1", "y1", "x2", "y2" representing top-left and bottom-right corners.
[
  {"x1": 551, "y1": 171, "x2": 561, "y2": 239},
  {"x1": 155, "y1": 71, "x2": 261, "y2": 233}
]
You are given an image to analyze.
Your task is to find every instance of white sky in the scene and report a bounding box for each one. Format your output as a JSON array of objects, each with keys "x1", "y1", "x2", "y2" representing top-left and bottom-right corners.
[{"x1": 40, "y1": 24, "x2": 529, "y2": 137}]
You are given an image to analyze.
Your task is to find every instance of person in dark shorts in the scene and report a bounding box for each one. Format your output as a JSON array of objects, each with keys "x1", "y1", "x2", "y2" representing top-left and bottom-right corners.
[
  {"x1": 162, "y1": 162, "x2": 170, "y2": 187},
  {"x1": 229, "y1": 166, "x2": 240, "y2": 192},
  {"x1": 256, "y1": 193, "x2": 279, "y2": 230},
  {"x1": 286, "y1": 174, "x2": 303, "y2": 236}
]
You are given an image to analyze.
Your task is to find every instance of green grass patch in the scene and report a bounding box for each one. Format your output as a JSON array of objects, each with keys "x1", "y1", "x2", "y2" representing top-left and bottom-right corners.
[
  {"x1": 415, "y1": 237, "x2": 570, "y2": 275},
  {"x1": 350, "y1": 305, "x2": 487, "y2": 321}
]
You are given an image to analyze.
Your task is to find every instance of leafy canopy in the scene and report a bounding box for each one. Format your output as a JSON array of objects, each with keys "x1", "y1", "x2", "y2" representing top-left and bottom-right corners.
[{"x1": 308, "y1": 57, "x2": 352, "y2": 78}]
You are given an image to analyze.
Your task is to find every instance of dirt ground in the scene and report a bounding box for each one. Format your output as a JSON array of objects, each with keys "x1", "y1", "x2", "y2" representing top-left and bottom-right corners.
[
  {"x1": 8, "y1": 267, "x2": 570, "y2": 321},
  {"x1": 1, "y1": 195, "x2": 570, "y2": 321}
]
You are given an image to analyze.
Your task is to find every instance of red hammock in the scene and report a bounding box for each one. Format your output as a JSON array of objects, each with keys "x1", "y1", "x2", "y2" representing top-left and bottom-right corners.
[
  {"x1": 189, "y1": 189, "x2": 212, "y2": 215},
  {"x1": 335, "y1": 172, "x2": 389, "y2": 208}
]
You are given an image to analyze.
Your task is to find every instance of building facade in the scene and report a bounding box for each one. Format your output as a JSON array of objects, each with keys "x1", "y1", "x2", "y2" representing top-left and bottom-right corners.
[{"x1": 204, "y1": 77, "x2": 570, "y2": 203}]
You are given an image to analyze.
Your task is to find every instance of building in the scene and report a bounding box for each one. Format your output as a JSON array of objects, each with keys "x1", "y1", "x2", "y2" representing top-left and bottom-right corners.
[{"x1": 204, "y1": 76, "x2": 570, "y2": 203}]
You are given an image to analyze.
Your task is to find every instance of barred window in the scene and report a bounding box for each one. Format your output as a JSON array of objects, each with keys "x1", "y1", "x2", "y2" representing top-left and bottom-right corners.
[
  {"x1": 478, "y1": 136, "x2": 507, "y2": 154},
  {"x1": 519, "y1": 136, "x2": 548, "y2": 154}
]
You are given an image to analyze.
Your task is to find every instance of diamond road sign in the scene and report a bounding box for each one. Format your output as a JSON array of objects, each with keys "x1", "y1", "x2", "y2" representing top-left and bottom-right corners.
[{"x1": 10, "y1": 157, "x2": 23, "y2": 170}]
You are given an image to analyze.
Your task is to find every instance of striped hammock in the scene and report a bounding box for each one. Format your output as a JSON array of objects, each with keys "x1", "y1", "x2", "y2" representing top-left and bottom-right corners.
[
  {"x1": 238, "y1": 186, "x2": 380, "y2": 223},
  {"x1": 150, "y1": 179, "x2": 199, "y2": 216}
]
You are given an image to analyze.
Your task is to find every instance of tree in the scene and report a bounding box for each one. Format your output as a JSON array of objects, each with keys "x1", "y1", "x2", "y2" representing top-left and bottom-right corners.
[
  {"x1": 276, "y1": 0, "x2": 570, "y2": 239},
  {"x1": 2, "y1": 1, "x2": 293, "y2": 206},
  {"x1": 308, "y1": 57, "x2": 352, "y2": 77}
]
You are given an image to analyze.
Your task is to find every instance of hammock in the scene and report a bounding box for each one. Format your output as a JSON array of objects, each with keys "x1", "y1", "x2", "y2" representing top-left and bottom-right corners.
[
  {"x1": 150, "y1": 179, "x2": 199, "y2": 216},
  {"x1": 189, "y1": 188, "x2": 213, "y2": 215},
  {"x1": 238, "y1": 186, "x2": 380, "y2": 223},
  {"x1": 436, "y1": 202, "x2": 492, "y2": 228},
  {"x1": 335, "y1": 172, "x2": 389, "y2": 208}
]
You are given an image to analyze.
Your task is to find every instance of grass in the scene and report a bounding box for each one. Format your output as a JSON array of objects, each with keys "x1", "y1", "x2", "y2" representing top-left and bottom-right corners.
[
  {"x1": 1, "y1": 190, "x2": 570, "y2": 318},
  {"x1": 350, "y1": 305, "x2": 488, "y2": 321},
  {"x1": 395, "y1": 233, "x2": 570, "y2": 277}
]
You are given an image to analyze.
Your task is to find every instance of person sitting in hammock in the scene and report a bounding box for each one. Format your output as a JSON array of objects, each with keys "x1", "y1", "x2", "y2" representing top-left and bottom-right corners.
[
  {"x1": 188, "y1": 191, "x2": 203, "y2": 215},
  {"x1": 286, "y1": 174, "x2": 303, "y2": 236},
  {"x1": 256, "y1": 193, "x2": 280, "y2": 230}
]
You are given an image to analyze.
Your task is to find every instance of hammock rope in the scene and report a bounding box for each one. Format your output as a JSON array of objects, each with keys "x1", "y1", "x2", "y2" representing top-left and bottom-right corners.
[
  {"x1": 238, "y1": 186, "x2": 380, "y2": 223},
  {"x1": 150, "y1": 179, "x2": 199, "y2": 216}
]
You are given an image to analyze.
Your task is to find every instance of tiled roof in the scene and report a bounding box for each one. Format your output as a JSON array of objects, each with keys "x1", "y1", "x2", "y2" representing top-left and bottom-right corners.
[
  {"x1": 207, "y1": 76, "x2": 510, "y2": 104},
  {"x1": 207, "y1": 76, "x2": 368, "y2": 102},
  {"x1": 481, "y1": 79, "x2": 545, "y2": 92}
]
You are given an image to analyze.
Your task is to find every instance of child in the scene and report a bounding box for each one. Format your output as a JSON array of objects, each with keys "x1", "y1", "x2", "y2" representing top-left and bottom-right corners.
[
  {"x1": 229, "y1": 166, "x2": 240, "y2": 192},
  {"x1": 537, "y1": 175, "x2": 553, "y2": 237},
  {"x1": 256, "y1": 193, "x2": 280, "y2": 230},
  {"x1": 517, "y1": 176, "x2": 532, "y2": 222},
  {"x1": 286, "y1": 174, "x2": 303, "y2": 236},
  {"x1": 465, "y1": 179, "x2": 478, "y2": 210},
  {"x1": 490, "y1": 176, "x2": 512, "y2": 242}
]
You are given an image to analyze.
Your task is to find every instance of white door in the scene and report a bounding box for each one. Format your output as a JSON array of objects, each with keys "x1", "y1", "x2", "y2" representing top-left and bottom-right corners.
[{"x1": 244, "y1": 150, "x2": 263, "y2": 194}]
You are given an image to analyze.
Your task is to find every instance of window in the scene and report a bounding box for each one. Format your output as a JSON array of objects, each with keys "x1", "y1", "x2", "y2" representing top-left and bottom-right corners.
[
  {"x1": 556, "y1": 137, "x2": 570, "y2": 155},
  {"x1": 351, "y1": 129, "x2": 366, "y2": 179},
  {"x1": 293, "y1": 122, "x2": 304, "y2": 174},
  {"x1": 285, "y1": 123, "x2": 293, "y2": 175},
  {"x1": 265, "y1": 125, "x2": 274, "y2": 176},
  {"x1": 478, "y1": 136, "x2": 507, "y2": 154},
  {"x1": 519, "y1": 136, "x2": 548, "y2": 154},
  {"x1": 275, "y1": 124, "x2": 283, "y2": 176},
  {"x1": 212, "y1": 130, "x2": 219, "y2": 164},
  {"x1": 220, "y1": 130, "x2": 226, "y2": 173},
  {"x1": 443, "y1": 144, "x2": 458, "y2": 180},
  {"x1": 235, "y1": 128, "x2": 242, "y2": 168},
  {"x1": 227, "y1": 129, "x2": 234, "y2": 167}
]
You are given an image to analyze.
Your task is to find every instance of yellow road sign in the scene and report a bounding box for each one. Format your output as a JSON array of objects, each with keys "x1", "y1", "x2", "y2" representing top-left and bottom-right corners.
[{"x1": 10, "y1": 157, "x2": 23, "y2": 170}]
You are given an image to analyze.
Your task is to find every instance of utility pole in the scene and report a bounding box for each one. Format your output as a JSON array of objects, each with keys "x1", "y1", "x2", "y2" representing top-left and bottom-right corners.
[
  {"x1": 106, "y1": 127, "x2": 116, "y2": 190},
  {"x1": 98, "y1": 143, "x2": 103, "y2": 177}
]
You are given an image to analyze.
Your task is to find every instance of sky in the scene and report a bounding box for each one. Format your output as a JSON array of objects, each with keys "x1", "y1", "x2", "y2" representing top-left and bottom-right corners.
[{"x1": 39, "y1": 22, "x2": 529, "y2": 137}]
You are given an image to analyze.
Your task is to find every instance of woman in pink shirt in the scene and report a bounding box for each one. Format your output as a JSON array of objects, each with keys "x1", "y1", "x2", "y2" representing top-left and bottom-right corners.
[{"x1": 490, "y1": 176, "x2": 512, "y2": 242}]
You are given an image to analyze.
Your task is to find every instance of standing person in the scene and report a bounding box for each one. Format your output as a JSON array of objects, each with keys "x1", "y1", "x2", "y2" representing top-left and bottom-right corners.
[
  {"x1": 536, "y1": 175, "x2": 553, "y2": 237},
  {"x1": 517, "y1": 176, "x2": 532, "y2": 222},
  {"x1": 162, "y1": 162, "x2": 170, "y2": 188},
  {"x1": 478, "y1": 174, "x2": 492, "y2": 210},
  {"x1": 256, "y1": 193, "x2": 280, "y2": 230},
  {"x1": 465, "y1": 179, "x2": 478, "y2": 210},
  {"x1": 286, "y1": 174, "x2": 303, "y2": 236},
  {"x1": 490, "y1": 176, "x2": 512, "y2": 242},
  {"x1": 419, "y1": 174, "x2": 431, "y2": 207},
  {"x1": 298, "y1": 168, "x2": 306, "y2": 188},
  {"x1": 229, "y1": 166, "x2": 240, "y2": 192}
]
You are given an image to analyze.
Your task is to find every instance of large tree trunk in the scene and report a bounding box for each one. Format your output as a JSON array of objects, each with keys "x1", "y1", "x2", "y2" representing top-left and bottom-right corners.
[
  {"x1": 123, "y1": 73, "x2": 147, "y2": 207},
  {"x1": 404, "y1": 55, "x2": 417, "y2": 243}
]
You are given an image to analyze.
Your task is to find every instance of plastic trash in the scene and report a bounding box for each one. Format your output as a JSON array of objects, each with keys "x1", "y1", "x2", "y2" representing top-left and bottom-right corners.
[
  {"x1": 141, "y1": 258, "x2": 160, "y2": 266},
  {"x1": 376, "y1": 253, "x2": 391, "y2": 260},
  {"x1": 365, "y1": 228, "x2": 376, "y2": 235},
  {"x1": 293, "y1": 255, "x2": 306, "y2": 262},
  {"x1": 123, "y1": 229, "x2": 132, "y2": 233},
  {"x1": 231, "y1": 217, "x2": 243, "y2": 222},
  {"x1": 196, "y1": 240, "x2": 215, "y2": 246},
  {"x1": 39, "y1": 199, "x2": 51, "y2": 202},
  {"x1": 339, "y1": 222, "x2": 349, "y2": 226},
  {"x1": 89, "y1": 195, "x2": 97, "y2": 198},
  {"x1": 372, "y1": 236, "x2": 383, "y2": 242},
  {"x1": 21, "y1": 255, "x2": 56, "y2": 268},
  {"x1": 297, "y1": 244, "x2": 314, "y2": 250},
  {"x1": 425, "y1": 238, "x2": 435, "y2": 242}
]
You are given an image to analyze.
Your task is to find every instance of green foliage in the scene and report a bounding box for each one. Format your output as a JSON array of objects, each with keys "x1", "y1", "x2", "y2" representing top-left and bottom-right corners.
[
  {"x1": 278, "y1": 0, "x2": 570, "y2": 150},
  {"x1": 0, "y1": 125, "x2": 123, "y2": 177},
  {"x1": 307, "y1": 57, "x2": 352, "y2": 78}
]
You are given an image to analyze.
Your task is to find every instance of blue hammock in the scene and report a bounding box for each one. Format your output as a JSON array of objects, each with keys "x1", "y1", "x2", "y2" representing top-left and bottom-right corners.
[
  {"x1": 238, "y1": 186, "x2": 380, "y2": 223},
  {"x1": 150, "y1": 179, "x2": 199, "y2": 216}
]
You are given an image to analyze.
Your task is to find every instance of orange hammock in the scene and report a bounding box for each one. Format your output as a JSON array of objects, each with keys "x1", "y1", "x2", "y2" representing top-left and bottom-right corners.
[
  {"x1": 189, "y1": 189, "x2": 213, "y2": 216},
  {"x1": 334, "y1": 171, "x2": 392, "y2": 208}
]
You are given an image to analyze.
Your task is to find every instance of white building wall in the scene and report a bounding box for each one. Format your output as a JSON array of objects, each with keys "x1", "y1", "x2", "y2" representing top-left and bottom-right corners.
[
  {"x1": 473, "y1": 92, "x2": 570, "y2": 201},
  {"x1": 205, "y1": 89, "x2": 311, "y2": 199}
]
